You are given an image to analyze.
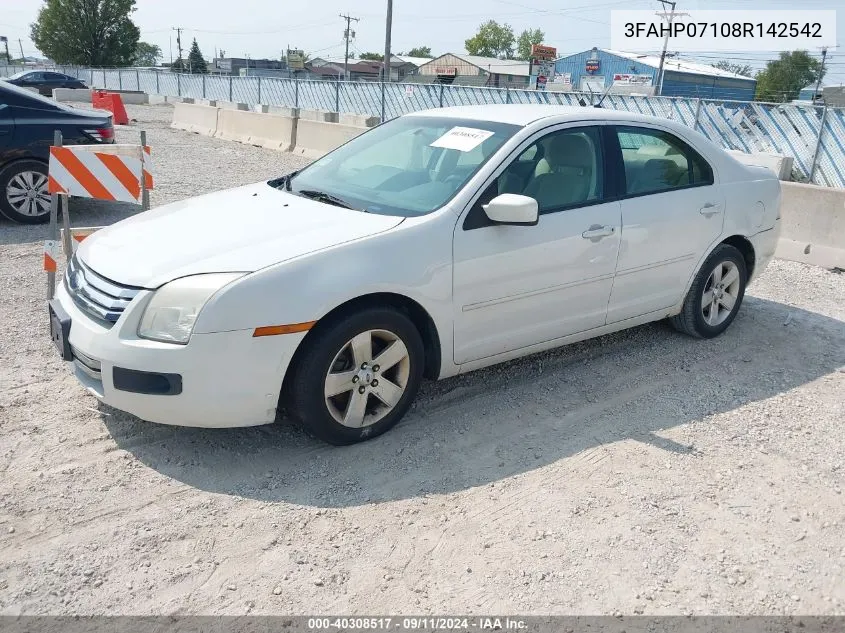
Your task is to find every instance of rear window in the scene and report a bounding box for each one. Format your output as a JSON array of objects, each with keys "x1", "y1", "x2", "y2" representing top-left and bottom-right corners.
[{"x1": 0, "y1": 80, "x2": 64, "y2": 110}]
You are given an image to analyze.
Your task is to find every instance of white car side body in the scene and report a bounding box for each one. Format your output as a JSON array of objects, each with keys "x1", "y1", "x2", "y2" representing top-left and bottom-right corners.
[
  {"x1": 195, "y1": 107, "x2": 781, "y2": 377},
  {"x1": 68, "y1": 105, "x2": 781, "y2": 427}
]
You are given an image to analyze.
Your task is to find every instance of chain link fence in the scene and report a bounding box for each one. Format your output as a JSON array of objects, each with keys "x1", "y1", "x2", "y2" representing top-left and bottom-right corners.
[{"x1": 2, "y1": 64, "x2": 843, "y2": 188}]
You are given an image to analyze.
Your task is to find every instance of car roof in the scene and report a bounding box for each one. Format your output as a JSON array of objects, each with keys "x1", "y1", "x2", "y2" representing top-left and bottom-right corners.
[{"x1": 407, "y1": 104, "x2": 672, "y2": 127}]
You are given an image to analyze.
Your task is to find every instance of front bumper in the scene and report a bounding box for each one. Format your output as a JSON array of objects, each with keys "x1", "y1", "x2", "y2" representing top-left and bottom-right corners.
[{"x1": 54, "y1": 280, "x2": 306, "y2": 428}]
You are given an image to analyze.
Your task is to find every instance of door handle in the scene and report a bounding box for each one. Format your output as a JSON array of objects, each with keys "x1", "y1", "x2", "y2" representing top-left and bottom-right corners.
[
  {"x1": 581, "y1": 225, "x2": 616, "y2": 240},
  {"x1": 700, "y1": 202, "x2": 723, "y2": 217}
]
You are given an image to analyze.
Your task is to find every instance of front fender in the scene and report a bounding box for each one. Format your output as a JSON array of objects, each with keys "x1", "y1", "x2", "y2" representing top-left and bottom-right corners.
[{"x1": 193, "y1": 214, "x2": 455, "y2": 356}]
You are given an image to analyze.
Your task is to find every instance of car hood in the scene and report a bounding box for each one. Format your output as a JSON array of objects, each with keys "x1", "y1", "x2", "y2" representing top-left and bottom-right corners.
[{"x1": 77, "y1": 182, "x2": 404, "y2": 288}]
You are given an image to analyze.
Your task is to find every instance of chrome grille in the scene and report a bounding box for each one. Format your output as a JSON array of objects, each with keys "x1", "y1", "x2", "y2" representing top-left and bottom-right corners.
[{"x1": 65, "y1": 254, "x2": 142, "y2": 327}]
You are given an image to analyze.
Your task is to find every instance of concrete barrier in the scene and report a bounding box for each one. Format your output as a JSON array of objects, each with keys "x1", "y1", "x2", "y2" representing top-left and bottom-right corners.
[
  {"x1": 171, "y1": 102, "x2": 220, "y2": 136},
  {"x1": 292, "y1": 119, "x2": 368, "y2": 158},
  {"x1": 52, "y1": 88, "x2": 93, "y2": 102},
  {"x1": 727, "y1": 150, "x2": 794, "y2": 181},
  {"x1": 113, "y1": 90, "x2": 148, "y2": 105},
  {"x1": 217, "y1": 101, "x2": 250, "y2": 111},
  {"x1": 214, "y1": 108, "x2": 295, "y2": 150},
  {"x1": 776, "y1": 182, "x2": 845, "y2": 269},
  {"x1": 339, "y1": 113, "x2": 381, "y2": 128},
  {"x1": 299, "y1": 109, "x2": 339, "y2": 122}
]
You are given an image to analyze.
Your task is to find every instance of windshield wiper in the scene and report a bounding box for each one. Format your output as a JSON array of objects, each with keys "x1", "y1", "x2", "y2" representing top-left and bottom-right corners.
[
  {"x1": 296, "y1": 189, "x2": 355, "y2": 209},
  {"x1": 269, "y1": 171, "x2": 298, "y2": 191}
]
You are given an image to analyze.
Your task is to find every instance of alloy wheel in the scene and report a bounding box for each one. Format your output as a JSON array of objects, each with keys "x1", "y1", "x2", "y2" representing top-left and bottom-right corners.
[
  {"x1": 6, "y1": 171, "x2": 50, "y2": 218},
  {"x1": 701, "y1": 260, "x2": 741, "y2": 327},
  {"x1": 323, "y1": 329, "x2": 411, "y2": 428}
]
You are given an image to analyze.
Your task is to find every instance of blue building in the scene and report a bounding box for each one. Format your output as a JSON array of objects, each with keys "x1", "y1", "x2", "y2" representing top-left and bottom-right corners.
[
  {"x1": 797, "y1": 83, "x2": 825, "y2": 102},
  {"x1": 553, "y1": 48, "x2": 757, "y2": 101}
]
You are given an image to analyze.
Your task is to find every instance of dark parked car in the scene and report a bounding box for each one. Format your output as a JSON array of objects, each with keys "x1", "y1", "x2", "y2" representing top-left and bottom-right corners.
[
  {"x1": 0, "y1": 81, "x2": 114, "y2": 224},
  {"x1": 4, "y1": 70, "x2": 88, "y2": 96}
]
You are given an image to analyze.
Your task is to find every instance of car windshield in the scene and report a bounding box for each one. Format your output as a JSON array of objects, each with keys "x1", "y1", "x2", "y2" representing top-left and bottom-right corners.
[
  {"x1": 6, "y1": 71, "x2": 32, "y2": 80},
  {"x1": 284, "y1": 115, "x2": 520, "y2": 217}
]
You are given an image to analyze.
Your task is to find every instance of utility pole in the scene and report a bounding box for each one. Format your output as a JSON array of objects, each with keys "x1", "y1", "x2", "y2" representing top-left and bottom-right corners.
[
  {"x1": 383, "y1": 0, "x2": 393, "y2": 83},
  {"x1": 1, "y1": 36, "x2": 9, "y2": 64},
  {"x1": 340, "y1": 13, "x2": 359, "y2": 80},
  {"x1": 813, "y1": 46, "x2": 828, "y2": 104},
  {"x1": 172, "y1": 27, "x2": 183, "y2": 68},
  {"x1": 18, "y1": 38, "x2": 25, "y2": 61},
  {"x1": 654, "y1": 1, "x2": 687, "y2": 96}
]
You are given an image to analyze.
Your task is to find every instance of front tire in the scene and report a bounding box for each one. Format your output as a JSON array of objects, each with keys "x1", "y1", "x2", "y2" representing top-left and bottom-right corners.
[
  {"x1": 286, "y1": 307, "x2": 425, "y2": 445},
  {"x1": 671, "y1": 244, "x2": 748, "y2": 339},
  {"x1": 0, "y1": 160, "x2": 51, "y2": 224}
]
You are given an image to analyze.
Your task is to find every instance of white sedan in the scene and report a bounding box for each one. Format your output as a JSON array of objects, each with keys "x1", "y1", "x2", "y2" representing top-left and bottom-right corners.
[{"x1": 50, "y1": 105, "x2": 782, "y2": 445}]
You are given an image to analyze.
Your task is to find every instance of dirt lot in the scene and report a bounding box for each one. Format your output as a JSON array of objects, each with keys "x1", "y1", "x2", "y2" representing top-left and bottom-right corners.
[{"x1": 1, "y1": 105, "x2": 844, "y2": 616}]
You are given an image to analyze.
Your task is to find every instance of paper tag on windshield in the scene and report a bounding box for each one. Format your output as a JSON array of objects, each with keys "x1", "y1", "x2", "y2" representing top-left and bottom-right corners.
[{"x1": 430, "y1": 127, "x2": 495, "y2": 152}]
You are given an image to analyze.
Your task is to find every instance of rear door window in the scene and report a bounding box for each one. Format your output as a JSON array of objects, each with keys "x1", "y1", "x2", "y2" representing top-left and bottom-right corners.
[{"x1": 615, "y1": 126, "x2": 714, "y2": 196}]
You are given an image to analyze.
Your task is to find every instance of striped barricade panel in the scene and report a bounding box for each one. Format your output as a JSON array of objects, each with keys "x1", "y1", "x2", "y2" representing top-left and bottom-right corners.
[
  {"x1": 60, "y1": 226, "x2": 105, "y2": 252},
  {"x1": 43, "y1": 240, "x2": 61, "y2": 272},
  {"x1": 143, "y1": 145, "x2": 154, "y2": 190},
  {"x1": 48, "y1": 144, "x2": 155, "y2": 204}
]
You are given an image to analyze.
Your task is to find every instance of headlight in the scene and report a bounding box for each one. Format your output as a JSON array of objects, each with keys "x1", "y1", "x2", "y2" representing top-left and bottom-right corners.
[{"x1": 138, "y1": 273, "x2": 245, "y2": 344}]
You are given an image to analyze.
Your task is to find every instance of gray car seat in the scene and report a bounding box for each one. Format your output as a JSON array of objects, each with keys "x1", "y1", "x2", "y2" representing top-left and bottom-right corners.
[{"x1": 522, "y1": 134, "x2": 594, "y2": 209}]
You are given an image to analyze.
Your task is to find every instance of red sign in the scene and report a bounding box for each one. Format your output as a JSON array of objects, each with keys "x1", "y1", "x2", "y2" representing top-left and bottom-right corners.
[
  {"x1": 435, "y1": 66, "x2": 457, "y2": 76},
  {"x1": 530, "y1": 44, "x2": 557, "y2": 61},
  {"x1": 585, "y1": 59, "x2": 601, "y2": 74}
]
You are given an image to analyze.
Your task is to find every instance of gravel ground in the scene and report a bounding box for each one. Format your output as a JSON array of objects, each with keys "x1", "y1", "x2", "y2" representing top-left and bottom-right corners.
[{"x1": 1, "y1": 104, "x2": 844, "y2": 616}]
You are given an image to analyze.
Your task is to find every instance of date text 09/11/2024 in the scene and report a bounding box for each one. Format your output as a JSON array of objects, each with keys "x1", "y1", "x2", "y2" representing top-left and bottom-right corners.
[
  {"x1": 307, "y1": 617, "x2": 528, "y2": 630},
  {"x1": 623, "y1": 21, "x2": 822, "y2": 39}
]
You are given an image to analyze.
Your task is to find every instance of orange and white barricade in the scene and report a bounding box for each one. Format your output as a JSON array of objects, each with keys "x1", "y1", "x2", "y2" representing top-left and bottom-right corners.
[
  {"x1": 59, "y1": 226, "x2": 104, "y2": 252},
  {"x1": 45, "y1": 139, "x2": 154, "y2": 298},
  {"x1": 48, "y1": 144, "x2": 153, "y2": 204}
]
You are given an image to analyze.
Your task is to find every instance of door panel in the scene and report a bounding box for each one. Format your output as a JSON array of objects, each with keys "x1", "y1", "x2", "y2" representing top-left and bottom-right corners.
[
  {"x1": 454, "y1": 202, "x2": 621, "y2": 363},
  {"x1": 606, "y1": 125, "x2": 724, "y2": 323},
  {"x1": 452, "y1": 124, "x2": 621, "y2": 365}
]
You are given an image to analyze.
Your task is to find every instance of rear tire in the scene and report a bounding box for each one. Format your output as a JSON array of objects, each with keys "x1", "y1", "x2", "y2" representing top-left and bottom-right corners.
[
  {"x1": 0, "y1": 160, "x2": 51, "y2": 224},
  {"x1": 286, "y1": 307, "x2": 425, "y2": 445},
  {"x1": 671, "y1": 244, "x2": 748, "y2": 339}
]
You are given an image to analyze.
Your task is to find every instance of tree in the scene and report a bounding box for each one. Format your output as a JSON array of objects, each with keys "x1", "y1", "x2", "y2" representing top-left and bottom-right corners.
[
  {"x1": 516, "y1": 28, "x2": 544, "y2": 61},
  {"x1": 30, "y1": 0, "x2": 140, "y2": 66},
  {"x1": 465, "y1": 20, "x2": 515, "y2": 59},
  {"x1": 755, "y1": 50, "x2": 824, "y2": 102},
  {"x1": 187, "y1": 38, "x2": 207, "y2": 73},
  {"x1": 358, "y1": 52, "x2": 383, "y2": 61},
  {"x1": 406, "y1": 46, "x2": 433, "y2": 58},
  {"x1": 712, "y1": 60, "x2": 753, "y2": 78},
  {"x1": 133, "y1": 41, "x2": 161, "y2": 66}
]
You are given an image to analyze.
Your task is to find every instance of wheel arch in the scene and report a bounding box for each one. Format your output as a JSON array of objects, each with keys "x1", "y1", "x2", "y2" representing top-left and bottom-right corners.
[
  {"x1": 0, "y1": 155, "x2": 48, "y2": 176},
  {"x1": 720, "y1": 234, "x2": 756, "y2": 279},
  {"x1": 283, "y1": 292, "x2": 443, "y2": 396}
]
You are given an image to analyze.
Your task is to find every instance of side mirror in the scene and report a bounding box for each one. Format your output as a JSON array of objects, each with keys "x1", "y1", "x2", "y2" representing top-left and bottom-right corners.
[{"x1": 482, "y1": 193, "x2": 538, "y2": 226}]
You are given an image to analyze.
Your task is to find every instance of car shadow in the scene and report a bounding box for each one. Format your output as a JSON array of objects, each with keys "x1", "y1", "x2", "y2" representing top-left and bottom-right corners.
[
  {"x1": 101, "y1": 296, "x2": 844, "y2": 507},
  {"x1": 0, "y1": 198, "x2": 144, "y2": 247}
]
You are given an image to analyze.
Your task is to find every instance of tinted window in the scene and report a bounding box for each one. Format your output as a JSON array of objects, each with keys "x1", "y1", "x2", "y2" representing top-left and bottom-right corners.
[
  {"x1": 615, "y1": 126, "x2": 713, "y2": 196},
  {"x1": 45, "y1": 73, "x2": 67, "y2": 81},
  {"x1": 0, "y1": 81, "x2": 64, "y2": 109},
  {"x1": 496, "y1": 126, "x2": 604, "y2": 213}
]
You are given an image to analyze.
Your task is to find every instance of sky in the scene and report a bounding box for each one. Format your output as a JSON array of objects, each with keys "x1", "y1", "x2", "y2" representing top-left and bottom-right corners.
[{"x1": 2, "y1": 0, "x2": 843, "y2": 83}]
